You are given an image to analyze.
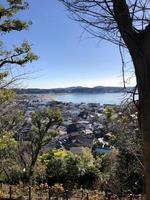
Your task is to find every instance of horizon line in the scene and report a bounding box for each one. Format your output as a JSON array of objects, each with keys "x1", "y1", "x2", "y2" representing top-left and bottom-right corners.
[{"x1": 17, "y1": 85, "x2": 135, "y2": 90}]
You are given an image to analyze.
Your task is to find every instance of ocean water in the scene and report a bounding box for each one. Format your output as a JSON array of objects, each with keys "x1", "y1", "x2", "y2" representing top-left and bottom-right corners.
[{"x1": 39, "y1": 92, "x2": 130, "y2": 105}]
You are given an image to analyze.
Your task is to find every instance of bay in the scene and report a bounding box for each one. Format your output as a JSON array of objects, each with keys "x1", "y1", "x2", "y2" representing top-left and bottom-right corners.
[{"x1": 38, "y1": 92, "x2": 130, "y2": 105}]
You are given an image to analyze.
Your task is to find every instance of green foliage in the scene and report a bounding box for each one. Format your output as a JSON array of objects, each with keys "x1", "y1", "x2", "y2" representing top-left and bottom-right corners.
[
  {"x1": 0, "y1": 160, "x2": 21, "y2": 184},
  {"x1": 0, "y1": 1, "x2": 38, "y2": 182},
  {"x1": 99, "y1": 105, "x2": 144, "y2": 195},
  {"x1": 0, "y1": 131, "x2": 17, "y2": 155},
  {"x1": 0, "y1": 0, "x2": 30, "y2": 33},
  {"x1": 0, "y1": 131, "x2": 20, "y2": 184},
  {"x1": 0, "y1": 107, "x2": 24, "y2": 136},
  {"x1": 104, "y1": 107, "x2": 116, "y2": 121},
  {"x1": 32, "y1": 159, "x2": 47, "y2": 184},
  {"x1": 0, "y1": 0, "x2": 38, "y2": 98},
  {"x1": 30, "y1": 107, "x2": 62, "y2": 146},
  {"x1": 79, "y1": 148, "x2": 95, "y2": 168},
  {"x1": 113, "y1": 128, "x2": 143, "y2": 194},
  {"x1": 79, "y1": 166, "x2": 100, "y2": 189},
  {"x1": 0, "y1": 40, "x2": 38, "y2": 90},
  {"x1": 44, "y1": 148, "x2": 101, "y2": 189},
  {"x1": 17, "y1": 107, "x2": 62, "y2": 183},
  {"x1": 0, "y1": 101, "x2": 144, "y2": 195},
  {"x1": 31, "y1": 107, "x2": 62, "y2": 132},
  {"x1": 0, "y1": 88, "x2": 16, "y2": 104}
]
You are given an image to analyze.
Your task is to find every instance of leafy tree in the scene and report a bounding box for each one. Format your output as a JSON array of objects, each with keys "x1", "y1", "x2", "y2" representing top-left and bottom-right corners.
[
  {"x1": 0, "y1": 1, "x2": 38, "y2": 184},
  {"x1": 0, "y1": 98, "x2": 26, "y2": 183},
  {"x1": 0, "y1": 108, "x2": 24, "y2": 133},
  {"x1": 98, "y1": 105, "x2": 144, "y2": 195},
  {"x1": 0, "y1": 107, "x2": 25, "y2": 183},
  {"x1": 0, "y1": 0, "x2": 38, "y2": 146},
  {"x1": 58, "y1": 1, "x2": 150, "y2": 197},
  {"x1": 0, "y1": 0, "x2": 38, "y2": 101},
  {"x1": 79, "y1": 166, "x2": 100, "y2": 189},
  {"x1": 44, "y1": 148, "x2": 101, "y2": 189},
  {"x1": 43, "y1": 149, "x2": 79, "y2": 188},
  {"x1": 18, "y1": 107, "x2": 62, "y2": 183},
  {"x1": 114, "y1": 113, "x2": 143, "y2": 194},
  {"x1": 0, "y1": 131, "x2": 19, "y2": 183},
  {"x1": 116, "y1": 145, "x2": 143, "y2": 194}
]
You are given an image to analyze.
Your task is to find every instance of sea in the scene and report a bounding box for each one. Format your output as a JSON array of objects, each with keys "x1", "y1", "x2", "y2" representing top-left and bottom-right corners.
[{"x1": 36, "y1": 92, "x2": 131, "y2": 105}]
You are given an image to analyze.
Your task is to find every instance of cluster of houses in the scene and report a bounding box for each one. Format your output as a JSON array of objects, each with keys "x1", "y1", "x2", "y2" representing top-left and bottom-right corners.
[{"x1": 18, "y1": 95, "x2": 121, "y2": 154}]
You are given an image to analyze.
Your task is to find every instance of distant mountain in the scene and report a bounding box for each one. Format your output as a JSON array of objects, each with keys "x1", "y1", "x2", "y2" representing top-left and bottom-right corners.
[{"x1": 15, "y1": 86, "x2": 133, "y2": 94}]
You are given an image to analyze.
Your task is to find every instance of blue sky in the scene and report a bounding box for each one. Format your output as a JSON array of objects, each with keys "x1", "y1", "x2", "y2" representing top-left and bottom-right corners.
[{"x1": 2, "y1": 0, "x2": 135, "y2": 88}]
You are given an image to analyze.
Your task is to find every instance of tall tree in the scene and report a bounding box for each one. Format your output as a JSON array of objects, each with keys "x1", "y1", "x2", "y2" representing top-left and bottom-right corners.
[
  {"x1": 18, "y1": 107, "x2": 62, "y2": 183},
  {"x1": 0, "y1": 0, "x2": 38, "y2": 133},
  {"x1": 0, "y1": 0, "x2": 38, "y2": 91},
  {"x1": 58, "y1": 0, "x2": 150, "y2": 198},
  {"x1": 0, "y1": 0, "x2": 37, "y2": 182}
]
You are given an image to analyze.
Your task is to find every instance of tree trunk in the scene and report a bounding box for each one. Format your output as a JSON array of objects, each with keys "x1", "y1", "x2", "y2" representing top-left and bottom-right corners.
[
  {"x1": 121, "y1": 22, "x2": 150, "y2": 200},
  {"x1": 25, "y1": 143, "x2": 42, "y2": 184},
  {"x1": 140, "y1": 97, "x2": 150, "y2": 199},
  {"x1": 113, "y1": 8, "x2": 150, "y2": 198},
  {"x1": 130, "y1": 41, "x2": 150, "y2": 198}
]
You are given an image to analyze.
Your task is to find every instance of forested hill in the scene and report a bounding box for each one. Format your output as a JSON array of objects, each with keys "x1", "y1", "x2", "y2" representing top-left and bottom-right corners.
[{"x1": 15, "y1": 86, "x2": 133, "y2": 94}]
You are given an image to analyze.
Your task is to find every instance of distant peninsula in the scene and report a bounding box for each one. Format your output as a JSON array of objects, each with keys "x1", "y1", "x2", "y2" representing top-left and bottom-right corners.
[{"x1": 15, "y1": 86, "x2": 133, "y2": 94}]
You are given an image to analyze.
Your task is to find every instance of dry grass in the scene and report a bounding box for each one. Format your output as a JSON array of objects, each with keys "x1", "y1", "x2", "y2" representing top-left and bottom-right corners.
[{"x1": 0, "y1": 184, "x2": 144, "y2": 200}]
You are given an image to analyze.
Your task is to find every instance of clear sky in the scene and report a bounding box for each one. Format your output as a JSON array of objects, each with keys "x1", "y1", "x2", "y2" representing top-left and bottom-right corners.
[{"x1": 2, "y1": 0, "x2": 135, "y2": 89}]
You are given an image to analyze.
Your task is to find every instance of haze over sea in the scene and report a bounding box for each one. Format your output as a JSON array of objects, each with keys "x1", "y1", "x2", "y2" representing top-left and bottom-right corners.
[{"x1": 38, "y1": 92, "x2": 129, "y2": 105}]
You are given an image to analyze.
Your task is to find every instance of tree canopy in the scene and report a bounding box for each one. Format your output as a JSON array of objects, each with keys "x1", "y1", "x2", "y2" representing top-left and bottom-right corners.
[
  {"x1": 0, "y1": 0, "x2": 38, "y2": 90},
  {"x1": 59, "y1": 0, "x2": 150, "y2": 46}
]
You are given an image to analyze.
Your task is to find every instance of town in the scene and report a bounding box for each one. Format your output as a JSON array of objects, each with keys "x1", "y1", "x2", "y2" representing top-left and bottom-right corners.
[{"x1": 18, "y1": 94, "x2": 136, "y2": 155}]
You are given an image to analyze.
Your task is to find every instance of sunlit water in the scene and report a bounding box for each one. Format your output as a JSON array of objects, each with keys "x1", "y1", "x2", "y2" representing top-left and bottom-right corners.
[{"x1": 37, "y1": 92, "x2": 130, "y2": 105}]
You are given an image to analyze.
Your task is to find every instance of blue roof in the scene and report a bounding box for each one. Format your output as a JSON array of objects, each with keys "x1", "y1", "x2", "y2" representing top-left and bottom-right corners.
[{"x1": 95, "y1": 147, "x2": 112, "y2": 153}]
